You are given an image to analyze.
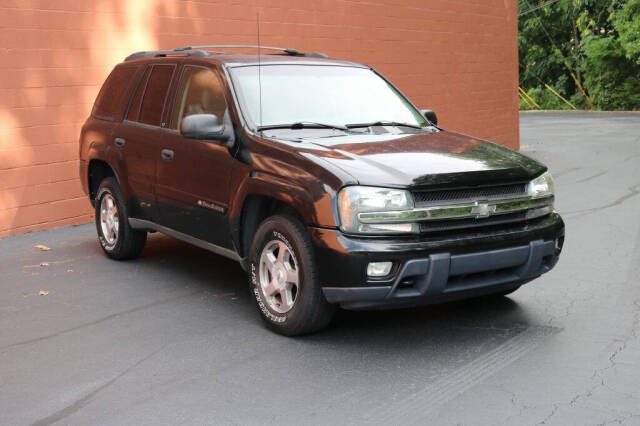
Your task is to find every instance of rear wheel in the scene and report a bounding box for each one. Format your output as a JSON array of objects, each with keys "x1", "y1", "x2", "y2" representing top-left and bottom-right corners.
[
  {"x1": 248, "y1": 214, "x2": 335, "y2": 336},
  {"x1": 95, "y1": 177, "x2": 146, "y2": 260}
]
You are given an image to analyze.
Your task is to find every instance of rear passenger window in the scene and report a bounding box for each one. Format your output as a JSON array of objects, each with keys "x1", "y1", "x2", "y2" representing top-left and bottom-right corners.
[
  {"x1": 138, "y1": 64, "x2": 176, "y2": 127},
  {"x1": 92, "y1": 66, "x2": 138, "y2": 120}
]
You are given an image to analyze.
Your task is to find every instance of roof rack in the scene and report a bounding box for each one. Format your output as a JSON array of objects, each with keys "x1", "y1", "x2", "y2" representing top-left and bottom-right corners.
[
  {"x1": 175, "y1": 44, "x2": 329, "y2": 58},
  {"x1": 124, "y1": 49, "x2": 210, "y2": 62},
  {"x1": 176, "y1": 44, "x2": 299, "y2": 55},
  {"x1": 124, "y1": 45, "x2": 329, "y2": 62}
]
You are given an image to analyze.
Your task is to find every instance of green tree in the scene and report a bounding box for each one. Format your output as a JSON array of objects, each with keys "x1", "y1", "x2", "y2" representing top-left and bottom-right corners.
[
  {"x1": 614, "y1": 0, "x2": 640, "y2": 64},
  {"x1": 518, "y1": 0, "x2": 640, "y2": 110}
]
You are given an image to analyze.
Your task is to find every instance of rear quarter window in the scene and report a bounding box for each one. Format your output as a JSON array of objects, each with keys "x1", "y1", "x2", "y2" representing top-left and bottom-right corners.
[{"x1": 92, "y1": 66, "x2": 138, "y2": 120}]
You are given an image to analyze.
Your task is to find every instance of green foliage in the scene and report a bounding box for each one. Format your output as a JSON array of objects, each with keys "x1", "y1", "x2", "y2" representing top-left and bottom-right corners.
[
  {"x1": 581, "y1": 34, "x2": 640, "y2": 109},
  {"x1": 520, "y1": 87, "x2": 573, "y2": 110},
  {"x1": 519, "y1": 0, "x2": 640, "y2": 111},
  {"x1": 614, "y1": 0, "x2": 640, "y2": 64}
]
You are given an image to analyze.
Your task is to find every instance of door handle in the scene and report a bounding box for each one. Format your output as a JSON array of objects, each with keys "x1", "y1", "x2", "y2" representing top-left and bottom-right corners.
[
  {"x1": 161, "y1": 149, "x2": 174, "y2": 161},
  {"x1": 114, "y1": 137, "x2": 126, "y2": 148}
]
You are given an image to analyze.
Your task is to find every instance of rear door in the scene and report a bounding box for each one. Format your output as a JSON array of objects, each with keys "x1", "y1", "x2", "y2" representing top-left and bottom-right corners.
[
  {"x1": 113, "y1": 63, "x2": 177, "y2": 221},
  {"x1": 154, "y1": 64, "x2": 235, "y2": 249}
]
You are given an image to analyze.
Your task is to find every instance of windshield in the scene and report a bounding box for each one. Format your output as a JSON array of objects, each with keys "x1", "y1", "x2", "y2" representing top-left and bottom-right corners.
[{"x1": 229, "y1": 65, "x2": 428, "y2": 129}]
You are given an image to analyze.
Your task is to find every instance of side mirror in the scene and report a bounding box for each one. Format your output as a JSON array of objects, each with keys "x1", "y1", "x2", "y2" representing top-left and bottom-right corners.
[
  {"x1": 180, "y1": 114, "x2": 232, "y2": 143},
  {"x1": 420, "y1": 109, "x2": 438, "y2": 126}
]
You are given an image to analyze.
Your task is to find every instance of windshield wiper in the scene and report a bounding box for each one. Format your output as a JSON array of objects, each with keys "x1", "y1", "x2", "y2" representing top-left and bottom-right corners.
[
  {"x1": 345, "y1": 121, "x2": 424, "y2": 130},
  {"x1": 257, "y1": 121, "x2": 352, "y2": 132}
]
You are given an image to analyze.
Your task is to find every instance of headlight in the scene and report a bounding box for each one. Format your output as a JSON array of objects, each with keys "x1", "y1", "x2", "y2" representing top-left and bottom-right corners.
[
  {"x1": 338, "y1": 186, "x2": 417, "y2": 234},
  {"x1": 528, "y1": 171, "x2": 555, "y2": 198}
]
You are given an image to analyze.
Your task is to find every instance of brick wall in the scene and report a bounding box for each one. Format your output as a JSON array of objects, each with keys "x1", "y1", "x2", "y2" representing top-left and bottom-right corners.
[{"x1": 0, "y1": 0, "x2": 519, "y2": 238}]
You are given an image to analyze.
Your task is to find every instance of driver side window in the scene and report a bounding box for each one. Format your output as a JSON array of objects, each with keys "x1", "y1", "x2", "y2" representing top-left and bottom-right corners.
[{"x1": 171, "y1": 66, "x2": 228, "y2": 131}]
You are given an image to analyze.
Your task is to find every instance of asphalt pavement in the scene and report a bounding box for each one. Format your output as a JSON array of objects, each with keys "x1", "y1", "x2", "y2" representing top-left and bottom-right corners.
[{"x1": 1, "y1": 112, "x2": 639, "y2": 425}]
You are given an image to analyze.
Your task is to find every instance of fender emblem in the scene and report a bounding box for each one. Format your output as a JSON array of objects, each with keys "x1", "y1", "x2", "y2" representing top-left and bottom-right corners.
[{"x1": 197, "y1": 200, "x2": 225, "y2": 213}]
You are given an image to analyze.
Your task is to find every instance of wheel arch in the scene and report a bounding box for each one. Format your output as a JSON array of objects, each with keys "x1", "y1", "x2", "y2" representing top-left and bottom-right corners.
[
  {"x1": 87, "y1": 159, "x2": 119, "y2": 206},
  {"x1": 235, "y1": 193, "x2": 308, "y2": 260},
  {"x1": 229, "y1": 168, "x2": 340, "y2": 258}
]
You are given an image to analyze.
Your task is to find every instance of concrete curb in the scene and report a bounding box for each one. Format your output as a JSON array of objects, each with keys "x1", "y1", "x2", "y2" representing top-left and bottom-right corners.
[{"x1": 520, "y1": 110, "x2": 640, "y2": 115}]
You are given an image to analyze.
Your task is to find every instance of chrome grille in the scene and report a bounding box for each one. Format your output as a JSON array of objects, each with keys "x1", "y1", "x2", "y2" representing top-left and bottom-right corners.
[
  {"x1": 419, "y1": 211, "x2": 528, "y2": 233},
  {"x1": 413, "y1": 184, "x2": 528, "y2": 206},
  {"x1": 408, "y1": 183, "x2": 551, "y2": 234}
]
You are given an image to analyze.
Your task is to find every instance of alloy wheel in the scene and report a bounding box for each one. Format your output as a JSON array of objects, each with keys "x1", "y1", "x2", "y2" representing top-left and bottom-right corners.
[
  {"x1": 100, "y1": 193, "x2": 119, "y2": 247},
  {"x1": 258, "y1": 240, "x2": 299, "y2": 313}
]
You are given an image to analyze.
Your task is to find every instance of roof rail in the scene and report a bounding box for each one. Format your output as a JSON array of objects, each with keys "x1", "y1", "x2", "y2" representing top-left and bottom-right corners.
[
  {"x1": 124, "y1": 45, "x2": 330, "y2": 62},
  {"x1": 175, "y1": 44, "x2": 329, "y2": 58},
  {"x1": 124, "y1": 49, "x2": 210, "y2": 62}
]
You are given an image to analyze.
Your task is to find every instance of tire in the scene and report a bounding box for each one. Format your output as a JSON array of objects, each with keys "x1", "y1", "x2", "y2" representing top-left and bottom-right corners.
[
  {"x1": 247, "y1": 214, "x2": 335, "y2": 336},
  {"x1": 95, "y1": 177, "x2": 147, "y2": 260}
]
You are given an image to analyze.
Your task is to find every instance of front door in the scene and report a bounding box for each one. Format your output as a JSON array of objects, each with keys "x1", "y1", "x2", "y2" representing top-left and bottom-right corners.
[{"x1": 155, "y1": 65, "x2": 235, "y2": 249}]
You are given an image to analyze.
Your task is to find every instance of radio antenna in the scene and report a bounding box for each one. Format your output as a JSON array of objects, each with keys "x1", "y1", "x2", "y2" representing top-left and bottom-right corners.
[{"x1": 257, "y1": 12, "x2": 263, "y2": 132}]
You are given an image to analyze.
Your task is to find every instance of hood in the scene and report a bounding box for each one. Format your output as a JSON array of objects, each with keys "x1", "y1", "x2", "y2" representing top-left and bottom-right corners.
[{"x1": 282, "y1": 130, "x2": 546, "y2": 189}]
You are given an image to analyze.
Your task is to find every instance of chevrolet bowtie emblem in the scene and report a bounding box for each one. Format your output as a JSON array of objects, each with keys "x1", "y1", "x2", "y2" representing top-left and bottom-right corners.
[{"x1": 470, "y1": 202, "x2": 496, "y2": 218}]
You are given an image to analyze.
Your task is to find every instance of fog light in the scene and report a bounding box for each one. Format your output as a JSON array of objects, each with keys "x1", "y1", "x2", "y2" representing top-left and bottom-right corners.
[
  {"x1": 367, "y1": 261, "x2": 393, "y2": 277},
  {"x1": 526, "y1": 205, "x2": 553, "y2": 220}
]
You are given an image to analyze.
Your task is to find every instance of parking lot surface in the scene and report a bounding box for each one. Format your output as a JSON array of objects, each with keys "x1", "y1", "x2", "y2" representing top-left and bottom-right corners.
[{"x1": 1, "y1": 112, "x2": 639, "y2": 425}]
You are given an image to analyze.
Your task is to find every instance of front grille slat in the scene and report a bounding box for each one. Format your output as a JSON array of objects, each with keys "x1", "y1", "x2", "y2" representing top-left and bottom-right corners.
[
  {"x1": 419, "y1": 212, "x2": 527, "y2": 233},
  {"x1": 413, "y1": 184, "x2": 527, "y2": 206},
  {"x1": 411, "y1": 184, "x2": 547, "y2": 234}
]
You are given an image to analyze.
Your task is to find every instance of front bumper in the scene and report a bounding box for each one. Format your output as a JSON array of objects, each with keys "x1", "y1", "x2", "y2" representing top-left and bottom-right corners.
[{"x1": 309, "y1": 213, "x2": 564, "y2": 309}]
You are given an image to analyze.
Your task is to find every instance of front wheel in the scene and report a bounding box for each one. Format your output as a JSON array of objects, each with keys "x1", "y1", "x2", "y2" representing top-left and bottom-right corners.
[
  {"x1": 248, "y1": 214, "x2": 335, "y2": 336},
  {"x1": 95, "y1": 177, "x2": 147, "y2": 260}
]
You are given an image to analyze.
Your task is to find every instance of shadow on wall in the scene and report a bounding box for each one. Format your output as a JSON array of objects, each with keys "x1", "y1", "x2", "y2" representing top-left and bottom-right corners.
[
  {"x1": 0, "y1": 0, "x2": 322, "y2": 238},
  {"x1": 0, "y1": 1, "x2": 163, "y2": 237},
  {"x1": 0, "y1": 0, "x2": 520, "y2": 238}
]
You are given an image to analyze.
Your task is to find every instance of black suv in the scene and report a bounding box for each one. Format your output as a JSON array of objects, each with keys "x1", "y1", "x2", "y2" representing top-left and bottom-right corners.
[{"x1": 79, "y1": 45, "x2": 564, "y2": 335}]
